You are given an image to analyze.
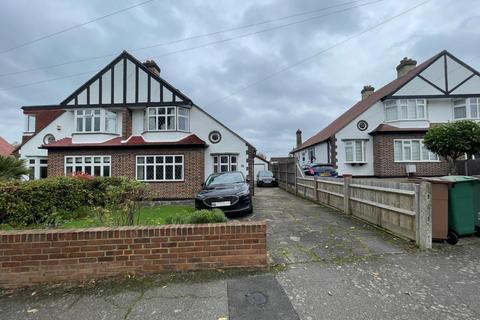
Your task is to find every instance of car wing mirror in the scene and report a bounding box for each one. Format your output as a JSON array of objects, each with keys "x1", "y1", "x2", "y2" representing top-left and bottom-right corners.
[{"x1": 246, "y1": 178, "x2": 250, "y2": 183}]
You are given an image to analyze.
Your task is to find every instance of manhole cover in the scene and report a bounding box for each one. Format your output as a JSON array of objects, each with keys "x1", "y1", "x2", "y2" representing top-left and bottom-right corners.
[{"x1": 245, "y1": 292, "x2": 267, "y2": 305}]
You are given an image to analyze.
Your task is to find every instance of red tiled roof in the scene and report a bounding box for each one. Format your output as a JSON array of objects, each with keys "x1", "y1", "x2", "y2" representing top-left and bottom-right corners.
[
  {"x1": 0, "y1": 137, "x2": 13, "y2": 156},
  {"x1": 294, "y1": 51, "x2": 445, "y2": 152},
  {"x1": 43, "y1": 134, "x2": 206, "y2": 149}
]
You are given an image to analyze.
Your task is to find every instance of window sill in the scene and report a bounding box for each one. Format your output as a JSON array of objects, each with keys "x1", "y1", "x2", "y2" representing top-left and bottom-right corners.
[
  {"x1": 142, "y1": 130, "x2": 190, "y2": 134},
  {"x1": 137, "y1": 179, "x2": 185, "y2": 183},
  {"x1": 72, "y1": 132, "x2": 119, "y2": 135},
  {"x1": 345, "y1": 162, "x2": 367, "y2": 165},
  {"x1": 394, "y1": 160, "x2": 441, "y2": 163},
  {"x1": 385, "y1": 119, "x2": 427, "y2": 123}
]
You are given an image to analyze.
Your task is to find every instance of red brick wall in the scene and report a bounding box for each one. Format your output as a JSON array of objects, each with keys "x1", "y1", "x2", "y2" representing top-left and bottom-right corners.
[
  {"x1": 48, "y1": 147, "x2": 205, "y2": 199},
  {"x1": 373, "y1": 133, "x2": 449, "y2": 177},
  {"x1": 0, "y1": 221, "x2": 267, "y2": 289},
  {"x1": 122, "y1": 108, "x2": 132, "y2": 139}
]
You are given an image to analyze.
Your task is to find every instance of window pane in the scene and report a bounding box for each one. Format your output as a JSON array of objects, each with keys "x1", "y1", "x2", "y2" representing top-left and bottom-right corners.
[
  {"x1": 220, "y1": 165, "x2": 228, "y2": 172},
  {"x1": 400, "y1": 105, "x2": 408, "y2": 119},
  {"x1": 103, "y1": 157, "x2": 110, "y2": 163},
  {"x1": 137, "y1": 157, "x2": 145, "y2": 164},
  {"x1": 417, "y1": 105, "x2": 425, "y2": 118},
  {"x1": 175, "y1": 165, "x2": 182, "y2": 180},
  {"x1": 421, "y1": 144, "x2": 429, "y2": 160},
  {"x1": 231, "y1": 165, "x2": 237, "y2": 171},
  {"x1": 345, "y1": 146, "x2": 353, "y2": 162},
  {"x1": 75, "y1": 157, "x2": 83, "y2": 163},
  {"x1": 93, "y1": 166, "x2": 100, "y2": 176},
  {"x1": 156, "y1": 156, "x2": 164, "y2": 163},
  {"x1": 146, "y1": 166, "x2": 154, "y2": 180},
  {"x1": 66, "y1": 157, "x2": 73, "y2": 164},
  {"x1": 412, "y1": 141, "x2": 421, "y2": 160},
  {"x1": 84, "y1": 157, "x2": 92, "y2": 163},
  {"x1": 178, "y1": 117, "x2": 188, "y2": 131},
  {"x1": 103, "y1": 166, "x2": 110, "y2": 177},
  {"x1": 470, "y1": 99, "x2": 478, "y2": 118},
  {"x1": 165, "y1": 165, "x2": 173, "y2": 179},
  {"x1": 230, "y1": 156, "x2": 237, "y2": 164},
  {"x1": 149, "y1": 117, "x2": 156, "y2": 130},
  {"x1": 66, "y1": 166, "x2": 73, "y2": 175},
  {"x1": 165, "y1": 156, "x2": 173, "y2": 163},
  {"x1": 137, "y1": 165, "x2": 145, "y2": 180},
  {"x1": 454, "y1": 106, "x2": 466, "y2": 119},
  {"x1": 394, "y1": 141, "x2": 402, "y2": 161},
  {"x1": 220, "y1": 156, "x2": 229, "y2": 164},
  {"x1": 40, "y1": 167, "x2": 48, "y2": 179},
  {"x1": 403, "y1": 145, "x2": 412, "y2": 161},
  {"x1": 146, "y1": 156, "x2": 154, "y2": 164},
  {"x1": 76, "y1": 118, "x2": 83, "y2": 132},
  {"x1": 85, "y1": 166, "x2": 92, "y2": 175},
  {"x1": 94, "y1": 157, "x2": 101, "y2": 163},
  {"x1": 175, "y1": 156, "x2": 182, "y2": 163},
  {"x1": 156, "y1": 165, "x2": 164, "y2": 180},
  {"x1": 85, "y1": 117, "x2": 92, "y2": 131},
  {"x1": 407, "y1": 100, "x2": 417, "y2": 119},
  {"x1": 158, "y1": 117, "x2": 165, "y2": 130},
  {"x1": 355, "y1": 141, "x2": 363, "y2": 162},
  {"x1": 167, "y1": 116, "x2": 175, "y2": 130}
]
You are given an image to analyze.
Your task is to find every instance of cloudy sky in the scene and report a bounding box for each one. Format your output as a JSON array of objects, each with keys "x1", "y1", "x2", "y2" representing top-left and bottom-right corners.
[{"x1": 0, "y1": 0, "x2": 478, "y2": 157}]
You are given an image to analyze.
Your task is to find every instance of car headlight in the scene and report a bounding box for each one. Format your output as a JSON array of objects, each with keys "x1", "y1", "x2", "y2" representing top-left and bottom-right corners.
[
  {"x1": 272, "y1": 178, "x2": 276, "y2": 181},
  {"x1": 236, "y1": 188, "x2": 250, "y2": 197}
]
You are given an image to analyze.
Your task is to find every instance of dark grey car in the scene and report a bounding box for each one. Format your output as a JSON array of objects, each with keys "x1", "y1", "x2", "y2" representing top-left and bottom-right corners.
[{"x1": 256, "y1": 170, "x2": 277, "y2": 187}]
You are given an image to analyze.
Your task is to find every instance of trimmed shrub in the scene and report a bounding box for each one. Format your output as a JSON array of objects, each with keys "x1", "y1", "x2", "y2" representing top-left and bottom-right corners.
[
  {"x1": 0, "y1": 176, "x2": 149, "y2": 227},
  {"x1": 165, "y1": 209, "x2": 227, "y2": 224}
]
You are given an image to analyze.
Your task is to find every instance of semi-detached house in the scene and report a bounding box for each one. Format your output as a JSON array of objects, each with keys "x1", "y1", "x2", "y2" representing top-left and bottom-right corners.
[
  {"x1": 293, "y1": 50, "x2": 480, "y2": 177},
  {"x1": 17, "y1": 51, "x2": 256, "y2": 199}
]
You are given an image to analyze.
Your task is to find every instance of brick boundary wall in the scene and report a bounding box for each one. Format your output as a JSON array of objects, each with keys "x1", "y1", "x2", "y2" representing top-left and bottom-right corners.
[{"x1": 0, "y1": 221, "x2": 267, "y2": 289}]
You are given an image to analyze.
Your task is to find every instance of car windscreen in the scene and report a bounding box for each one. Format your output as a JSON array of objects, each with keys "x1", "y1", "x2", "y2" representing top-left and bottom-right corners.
[
  {"x1": 312, "y1": 166, "x2": 334, "y2": 173},
  {"x1": 258, "y1": 171, "x2": 273, "y2": 177},
  {"x1": 206, "y1": 172, "x2": 244, "y2": 186}
]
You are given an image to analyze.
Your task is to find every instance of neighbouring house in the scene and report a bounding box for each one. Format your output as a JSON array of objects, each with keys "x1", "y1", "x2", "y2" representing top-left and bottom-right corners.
[
  {"x1": 17, "y1": 51, "x2": 256, "y2": 199},
  {"x1": 0, "y1": 137, "x2": 13, "y2": 156},
  {"x1": 253, "y1": 154, "x2": 270, "y2": 181},
  {"x1": 292, "y1": 50, "x2": 480, "y2": 177}
]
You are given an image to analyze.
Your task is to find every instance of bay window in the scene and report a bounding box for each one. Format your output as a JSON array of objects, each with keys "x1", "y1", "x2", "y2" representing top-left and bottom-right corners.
[
  {"x1": 213, "y1": 155, "x2": 238, "y2": 173},
  {"x1": 65, "y1": 156, "x2": 111, "y2": 176},
  {"x1": 454, "y1": 98, "x2": 480, "y2": 120},
  {"x1": 344, "y1": 140, "x2": 366, "y2": 163},
  {"x1": 136, "y1": 155, "x2": 184, "y2": 181},
  {"x1": 146, "y1": 106, "x2": 190, "y2": 131},
  {"x1": 394, "y1": 140, "x2": 438, "y2": 162},
  {"x1": 75, "y1": 109, "x2": 117, "y2": 133},
  {"x1": 384, "y1": 99, "x2": 426, "y2": 121}
]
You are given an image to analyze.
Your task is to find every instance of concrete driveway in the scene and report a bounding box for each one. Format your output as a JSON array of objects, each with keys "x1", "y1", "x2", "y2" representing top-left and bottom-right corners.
[{"x1": 249, "y1": 187, "x2": 410, "y2": 265}]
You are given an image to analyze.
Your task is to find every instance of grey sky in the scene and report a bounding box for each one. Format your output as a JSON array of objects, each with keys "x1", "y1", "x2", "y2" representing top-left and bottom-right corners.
[{"x1": 0, "y1": 0, "x2": 478, "y2": 157}]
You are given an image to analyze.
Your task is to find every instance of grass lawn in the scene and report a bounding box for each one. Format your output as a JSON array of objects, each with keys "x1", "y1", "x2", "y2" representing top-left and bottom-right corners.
[{"x1": 0, "y1": 204, "x2": 196, "y2": 231}]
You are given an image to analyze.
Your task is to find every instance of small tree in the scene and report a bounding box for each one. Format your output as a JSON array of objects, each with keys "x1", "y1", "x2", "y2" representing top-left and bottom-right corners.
[
  {"x1": 423, "y1": 120, "x2": 480, "y2": 174},
  {"x1": 0, "y1": 156, "x2": 29, "y2": 180}
]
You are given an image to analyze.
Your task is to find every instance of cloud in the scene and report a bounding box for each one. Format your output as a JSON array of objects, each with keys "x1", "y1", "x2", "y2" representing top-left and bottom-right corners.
[{"x1": 0, "y1": 0, "x2": 478, "y2": 155}]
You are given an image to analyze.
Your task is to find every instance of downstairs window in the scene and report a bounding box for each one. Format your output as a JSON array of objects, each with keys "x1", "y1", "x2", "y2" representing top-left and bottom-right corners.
[
  {"x1": 65, "y1": 156, "x2": 111, "y2": 176},
  {"x1": 344, "y1": 140, "x2": 366, "y2": 163},
  {"x1": 213, "y1": 155, "x2": 238, "y2": 173},
  {"x1": 136, "y1": 155, "x2": 184, "y2": 181},
  {"x1": 394, "y1": 140, "x2": 439, "y2": 162}
]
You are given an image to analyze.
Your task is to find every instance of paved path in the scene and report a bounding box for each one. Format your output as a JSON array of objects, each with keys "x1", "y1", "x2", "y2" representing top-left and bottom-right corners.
[{"x1": 1, "y1": 187, "x2": 480, "y2": 319}]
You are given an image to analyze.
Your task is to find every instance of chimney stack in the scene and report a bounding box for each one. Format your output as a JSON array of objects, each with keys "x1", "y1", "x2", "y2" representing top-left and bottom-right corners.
[
  {"x1": 143, "y1": 60, "x2": 161, "y2": 76},
  {"x1": 296, "y1": 129, "x2": 302, "y2": 148},
  {"x1": 361, "y1": 85, "x2": 375, "y2": 100},
  {"x1": 396, "y1": 57, "x2": 417, "y2": 78}
]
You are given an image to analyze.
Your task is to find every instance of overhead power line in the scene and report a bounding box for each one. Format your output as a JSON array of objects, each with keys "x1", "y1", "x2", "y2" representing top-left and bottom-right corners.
[
  {"x1": 204, "y1": 0, "x2": 434, "y2": 108},
  {"x1": 0, "y1": 0, "x2": 384, "y2": 91},
  {"x1": 0, "y1": 0, "x2": 380, "y2": 77},
  {"x1": 0, "y1": 0, "x2": 156, "y2": 54}
]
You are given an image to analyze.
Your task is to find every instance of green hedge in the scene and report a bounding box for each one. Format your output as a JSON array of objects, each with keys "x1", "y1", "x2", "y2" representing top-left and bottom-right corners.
[
  {"x1": 0, "y1": 176, "x2": 148, "y2": 227},
  {"x1": 164, "y1": 209, "x2": 227, "y2": 224}
]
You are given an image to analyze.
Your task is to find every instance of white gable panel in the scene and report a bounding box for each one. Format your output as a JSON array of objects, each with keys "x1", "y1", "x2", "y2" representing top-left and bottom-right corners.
[
  {"x1": 419, "y1": 57, "x2": 445, "y2": 91},
  {"x1": 151, "y1": 79, "x2": 160, "y2": 102},
  {"x1": 67, "y1": 99, "x2": 74, "y2": 105},
  {"x1": 101, "y1": 70, "x2": 111, "y2": 104},
  {"x1": 90, "y1": 79, "x2": 99, "y2": 104},
  {"x1": 394, "y1": 76, "x2": 444, "y2": 96},
  {"x1": 138, "y1": 69, "x2": 148, "y2": 102},
  {"x1": 113, "y1": 61, "x2": 124, "y2": 103},
  {"x1": 77, "y1": 89, "x2": 87, "y2": 104},
  {"x1": 126, "y1": 60, "x2": 136, "y2": 103},
  {"x1": 450, "y1": 75, "x2": 480, "y2": 95},
  {"x1": 447, "y1": 56, "x2": 474, "y2": 90},
  {"x1": 163, "y1": 87, "x2": 173, "y2": 102}
]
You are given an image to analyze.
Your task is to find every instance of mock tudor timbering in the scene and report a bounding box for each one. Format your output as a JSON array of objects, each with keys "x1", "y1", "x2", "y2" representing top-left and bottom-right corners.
[{"x1": 17, "y1": 51, "x2": 256, "y2": 198}]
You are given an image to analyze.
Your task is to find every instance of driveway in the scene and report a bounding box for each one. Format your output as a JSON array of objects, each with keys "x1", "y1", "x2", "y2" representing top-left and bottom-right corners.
[
  {"x1": 250, "y1": 187, "x2": 410, "y2": 264},
  {"x1": 2, "y1": 187, "x2": 480, "y2": 319}
]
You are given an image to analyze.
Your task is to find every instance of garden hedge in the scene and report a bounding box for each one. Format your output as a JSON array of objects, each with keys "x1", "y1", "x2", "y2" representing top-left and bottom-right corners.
[{"x1": 0, "y1": 176, "x2": 147, "y2": 227}]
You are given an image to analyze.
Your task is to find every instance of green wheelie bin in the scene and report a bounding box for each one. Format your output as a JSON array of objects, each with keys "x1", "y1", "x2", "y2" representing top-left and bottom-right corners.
[
  {"x1": 474, "y1": 178, "x2": 480, "y2": 233},
  {"x1": 440, "y1": 176, "x2": 478, "y2": 244}
]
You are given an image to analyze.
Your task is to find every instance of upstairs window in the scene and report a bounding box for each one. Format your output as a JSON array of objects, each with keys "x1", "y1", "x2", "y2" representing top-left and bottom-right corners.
[
  {"x1": 146, "y1": 106, "x2": 190, "y2": 132},
  {"x1": 454, "y1": 98, "x2": 480, "y2": 120},
  {"x1": 394, "y1": 140, "x2": 438, "y2": 162},
  {"x1": 75, "y1": 109, "x2": 117, "y2": 133},
  {"x1": 345, "y1": 140, "x2": 366, "y2": 163},
  {"x1": 385, "y1": 99, "x2": 426, "y2": 121},
  {"x1": 25, "y1": 114, "x2": 36, "y2": 132}
]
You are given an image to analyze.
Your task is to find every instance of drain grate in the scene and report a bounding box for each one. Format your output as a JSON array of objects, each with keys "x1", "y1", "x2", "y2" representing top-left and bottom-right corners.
[{"x1": 245, "y1": 292, "x2": 267, "y2": 305}]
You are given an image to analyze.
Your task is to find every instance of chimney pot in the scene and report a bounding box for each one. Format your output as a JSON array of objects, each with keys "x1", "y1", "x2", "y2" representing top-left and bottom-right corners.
[
  {"x1": 296, "y1": 129, "x2": 302, "y2": 148},
  {"x1": 396, "y1": 57, "x2": 417, "y2": 78},
  {"x1": 361, "y1": 85, "x2": 375, "y2": 100},
  {"x1": 143, "y1": 60, "x2": 161, "y2": 76}
]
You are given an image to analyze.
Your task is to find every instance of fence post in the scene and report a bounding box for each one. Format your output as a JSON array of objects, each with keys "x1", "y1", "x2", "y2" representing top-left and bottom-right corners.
[
  {"x1": 294, "y1": 160, "x2": 298, "y2": 195},
  {"x1": 314, "y1": 176, "x2": 319, "y2": 202},
  {"x1": 343, "y1": 174, "x2": 352, "y2": 215},
  {"x1": 417, "y1": 181, "x2": 432, "y2": 249}
]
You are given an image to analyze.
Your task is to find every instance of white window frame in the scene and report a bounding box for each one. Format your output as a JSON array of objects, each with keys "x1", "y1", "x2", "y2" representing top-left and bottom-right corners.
[
  {"x1": 146, "y1": 106, "x2": 177, "y2": 131},
  {"x1": 74, "y1": 109, "x2": 117, "y2": 133},
  {"x1": 453, "y1": 98, "x2": 480, "y2": 120},
  {"x1": 64, "y1": 156, "x2": 111, "y2": 176},
  {"x1": 213, "y1": 155, "x2": 238, "y2": 173},
  {"x1": 384, "y1": 99, "x2": 427, "y2": 122},
  {"x1": 25, "y1": 114, "x2": 36, "y2": 133},
  {"x1": 177, "y1": 107, "x2": 190, "y2": 132},
  {"x1": 136, "y1": 155, "x2": 184, "y2": 182},
  {"x1": 344, "y1": 140, "x2": 366, "y2": 164},
  {"x1": 393, "y1": 139, "x2": 439, "y2": 162}
]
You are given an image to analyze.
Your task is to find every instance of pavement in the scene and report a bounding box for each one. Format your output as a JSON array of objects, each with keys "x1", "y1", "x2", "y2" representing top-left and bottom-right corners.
[{"x1": 1, "y1": 187, "x2": 480, "y2": 320}]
